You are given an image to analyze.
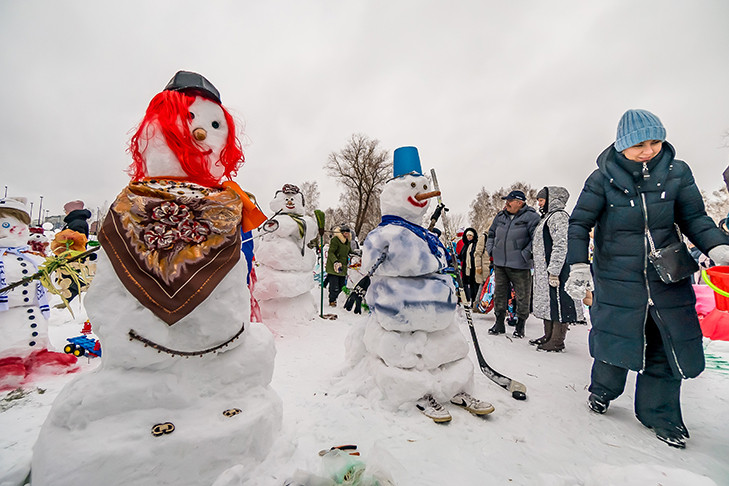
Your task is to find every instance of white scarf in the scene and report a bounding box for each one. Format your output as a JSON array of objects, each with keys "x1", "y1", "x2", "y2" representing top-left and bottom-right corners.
[{"x1": 0, "y1": 246, "x2": 50, "y2": 319}]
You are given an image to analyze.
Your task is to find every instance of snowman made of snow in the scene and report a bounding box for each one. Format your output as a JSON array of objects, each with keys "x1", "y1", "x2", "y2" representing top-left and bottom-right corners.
[
  {"x1": 0, "y1": 197, "x2": 77, "y2": 392},
  {"x1": 343, "y1": 146, "x2": 493, "y2": 423},
  {"x1": 254, "y1": 184, "x2": 318, "y2": 321},
  {"x1": 32, "y1": 71, "x2": 281, "y2": 486}
]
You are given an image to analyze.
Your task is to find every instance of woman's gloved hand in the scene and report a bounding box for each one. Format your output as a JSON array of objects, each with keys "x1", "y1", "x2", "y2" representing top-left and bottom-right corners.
[
  {"x1": 708, "y1": 245, "x2": 729, "y2": 266},
  {"x1": 565, "y1": 263, "x2": 593, "y2": 300}
]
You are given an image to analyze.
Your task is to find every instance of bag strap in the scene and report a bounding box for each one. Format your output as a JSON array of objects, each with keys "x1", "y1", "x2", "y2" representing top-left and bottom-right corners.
[{"x1": 646, "y1": 223, "x2": 683, "y2": 255}]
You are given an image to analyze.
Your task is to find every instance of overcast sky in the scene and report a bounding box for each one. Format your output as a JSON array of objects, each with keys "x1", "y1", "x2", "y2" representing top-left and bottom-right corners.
[{"x1": 2, "y1": 0, "x2": 728, "y2": 227}]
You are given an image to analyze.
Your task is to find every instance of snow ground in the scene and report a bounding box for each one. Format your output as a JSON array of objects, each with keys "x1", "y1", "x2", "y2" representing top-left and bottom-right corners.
[{"x1": 2, "y1": 292, "x2": 729, "y2": 485}]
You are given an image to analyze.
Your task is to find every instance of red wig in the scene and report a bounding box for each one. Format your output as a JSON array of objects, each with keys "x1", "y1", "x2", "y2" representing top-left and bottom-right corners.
[{"x1": 127, "y1": 90, "x2": 244, "y2": 187}]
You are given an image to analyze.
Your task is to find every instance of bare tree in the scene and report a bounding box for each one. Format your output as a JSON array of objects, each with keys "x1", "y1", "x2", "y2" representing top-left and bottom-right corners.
[
  {"x1": 468, "y1": 182, "x2": 539, "y2": 234},
  {"x1": 324, "y1": 134, "x2": 392, "y2": 238},
  {"x1": 299, "y1": 180, "x2": 320, "y2": 217}
]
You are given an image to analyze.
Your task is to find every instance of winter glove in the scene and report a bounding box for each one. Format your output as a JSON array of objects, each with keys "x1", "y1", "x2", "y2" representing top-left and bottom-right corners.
[
  {"x1": 565, "y1": 263, "x2": 593, "y2": 300},
  {"x1": 344, "y1": 276, "x2": 370, "y2": 314},
  {"x1": 548, "y1": 273, "x2": 560, "y2": 288},
  {"x1": 333, "y1": 262, "x2": 343, "y2": 273},
  {"x1": 708, "y1": 245, "x2": 729, "y2": 266}
]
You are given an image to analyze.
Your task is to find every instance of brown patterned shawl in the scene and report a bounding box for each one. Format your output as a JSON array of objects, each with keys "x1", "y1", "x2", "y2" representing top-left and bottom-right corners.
[{"x1": 98, "y1": 180, "x2": 242, "y2": 325}]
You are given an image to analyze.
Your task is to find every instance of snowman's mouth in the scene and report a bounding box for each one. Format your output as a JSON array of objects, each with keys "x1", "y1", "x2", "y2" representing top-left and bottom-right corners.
[
  {"x1": 286, "y1": 202, "x2": 295, "y2": 209},
  {"x1": 407, "y1": 196, "x2": 428, "y2": 208}
]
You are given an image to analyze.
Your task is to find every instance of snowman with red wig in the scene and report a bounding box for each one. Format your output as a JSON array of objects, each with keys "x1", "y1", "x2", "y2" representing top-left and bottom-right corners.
[
  {"x1": 33, "y1": 72, "x2": 281, "y2": 485},
  {"x1": 0, "y1": 197, "x2": 78, "y2": 392},
  {"x1": 342, "y1": 147, "x2": 494, "y2": 423}
]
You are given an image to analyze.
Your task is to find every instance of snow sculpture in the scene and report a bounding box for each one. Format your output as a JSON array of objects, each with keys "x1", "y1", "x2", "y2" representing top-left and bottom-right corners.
[
  {"x1": 343, "y1": 146, "x2": 493, "y2": 423},
  {"x1": 254, "y1": 184, "x2": 318, "y2": 321},
  {"x1": 32, "y1": 71, "x2": 281, "y2": 485},
  {"x1": 0, "y1": 197, "x2": 77, "y2": 392}
]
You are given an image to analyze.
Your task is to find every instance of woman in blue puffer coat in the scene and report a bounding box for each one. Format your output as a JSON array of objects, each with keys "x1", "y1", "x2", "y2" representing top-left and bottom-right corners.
[{"x1": 565, "y1": 109, "x2": 729, "y2": 449}]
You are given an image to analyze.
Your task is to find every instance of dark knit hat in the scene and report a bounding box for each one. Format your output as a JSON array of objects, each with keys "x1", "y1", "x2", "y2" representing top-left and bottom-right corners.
[
  {"x1": 502, "y1": 190, "x2": 526, "y2": 201},
  {"x1": 615, "y1": 109, "x2": 666, "y2": 152},
  {"x1": 536, "y1": 187, "x2": 548, "y2": 200}
]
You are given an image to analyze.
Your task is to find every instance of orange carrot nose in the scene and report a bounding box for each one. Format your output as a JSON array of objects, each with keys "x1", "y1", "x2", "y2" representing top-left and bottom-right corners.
[
  {"x1": 192, "y1": 128, "x2": 207, "y2": 141},
  {"x1": 414, "y1": 190, "x2": 440, "y2": 201}
]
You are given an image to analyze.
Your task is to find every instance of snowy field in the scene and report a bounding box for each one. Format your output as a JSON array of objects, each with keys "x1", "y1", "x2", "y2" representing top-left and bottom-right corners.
[{"x1": 2, "y1": 291, "x2": 729, "y2": 486}]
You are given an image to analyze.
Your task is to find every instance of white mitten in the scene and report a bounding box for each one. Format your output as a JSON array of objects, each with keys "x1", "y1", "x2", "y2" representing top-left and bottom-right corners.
[
  {"x1": 708, "y1": 245, "x2": 729, "y2": 266},
  {"x1": 565, "y1": 263, "x2": 593, "y2": 300}
]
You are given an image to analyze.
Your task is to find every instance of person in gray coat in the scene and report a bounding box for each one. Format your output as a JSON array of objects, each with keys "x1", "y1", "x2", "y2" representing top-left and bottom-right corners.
[
  {"x1": 530, "y1": 186, "x2": 575, "y2": 352},
  {"x1": 486, "y1": 190, "x2": 540, "y2": 338}
]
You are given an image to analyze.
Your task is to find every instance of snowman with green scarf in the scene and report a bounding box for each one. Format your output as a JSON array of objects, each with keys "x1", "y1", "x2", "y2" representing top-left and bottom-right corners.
[{"x1": 254, "y1": 184, "x2": 318, "y2": 321}]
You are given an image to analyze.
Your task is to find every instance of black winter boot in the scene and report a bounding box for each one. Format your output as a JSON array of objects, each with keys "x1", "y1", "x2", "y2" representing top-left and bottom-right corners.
[
  {"x1": 538, "y1": 322, "x2": 568, "y2": 352},
  {"x1": 512, "y1": 318, "x2": 526, "y2": 338},
  {"x1": 529, "y1": 320, "x2": 553, "y2": 346},
  {"x1": 488, "y1": 313, "x2": 506, "y2": 335}
]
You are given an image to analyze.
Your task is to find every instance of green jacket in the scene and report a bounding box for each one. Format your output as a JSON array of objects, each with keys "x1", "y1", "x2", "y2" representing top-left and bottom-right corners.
[{"x1": 326, "y1": 235, "x2": 351, "y2": 276}]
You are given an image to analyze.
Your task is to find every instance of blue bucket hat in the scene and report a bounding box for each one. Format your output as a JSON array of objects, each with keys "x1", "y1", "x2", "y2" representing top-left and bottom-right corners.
[
  {"x1": 615, "y1": 109, "x2": 666, "y2": 152},
  {"x1": 392, "y1": 146, "x2": 423, "y2": 178}
]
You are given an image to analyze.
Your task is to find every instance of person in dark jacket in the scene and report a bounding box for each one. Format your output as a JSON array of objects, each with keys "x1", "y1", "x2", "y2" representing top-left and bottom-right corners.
[
  {"x1": 565, "y1": 109, "x2": 729, "y2": 449},
  {"x1": 458, "y1": 228, "x2": 479, "y2": 307},
  {"x1": 62, "y1": 200, "x2": 92, "y2": 237},
  {"x1": 486, "y1": 190, "x2": 540, "y2": 338},
  {"x1": 325, "y1": 225, "x2": 353, "y2": 307}
]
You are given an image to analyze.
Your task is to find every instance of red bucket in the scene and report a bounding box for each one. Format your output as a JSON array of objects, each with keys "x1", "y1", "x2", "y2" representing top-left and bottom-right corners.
[{"x1": 706, "y1": 266, "x2": 729, "y2": 311}]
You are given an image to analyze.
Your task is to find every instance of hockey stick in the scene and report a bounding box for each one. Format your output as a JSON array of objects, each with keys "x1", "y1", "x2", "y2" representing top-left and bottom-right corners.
[{"x1": 429, "y1": 169, "x2": 527, "y2": 400}]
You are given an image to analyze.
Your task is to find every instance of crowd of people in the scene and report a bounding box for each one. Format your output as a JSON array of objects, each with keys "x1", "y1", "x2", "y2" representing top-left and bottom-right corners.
[{"x1": 327, "y1": 108, "x2": 729, "y2": 449}]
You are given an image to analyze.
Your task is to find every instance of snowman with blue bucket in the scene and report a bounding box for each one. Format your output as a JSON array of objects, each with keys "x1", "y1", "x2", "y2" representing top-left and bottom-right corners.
[{"x1": 343, "y1": 146, "x2": 494, "y2": 422}]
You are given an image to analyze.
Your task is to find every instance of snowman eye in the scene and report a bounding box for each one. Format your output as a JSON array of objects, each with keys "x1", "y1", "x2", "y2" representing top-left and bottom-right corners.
[
  {"x1": 423, "y1": 184, "x2": 427, "y2": 190},
  {"x1": 1, "y1": 222, "x2": 9, "y2": 228},
  {"x1": 411, "y1": 182, "x2": 416, "y2": 188},
  {"x1": 189, "y1": 112, "x2": 195, "y2": 120},
  {"x1": 211, "y1": 121, "x2": 220, "y2": 129}
]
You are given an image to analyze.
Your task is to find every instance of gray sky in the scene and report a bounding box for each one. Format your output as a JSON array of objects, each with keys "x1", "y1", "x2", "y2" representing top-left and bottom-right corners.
[{"x1": 2, "y1": 0, "x2": 728, "y2": 226}]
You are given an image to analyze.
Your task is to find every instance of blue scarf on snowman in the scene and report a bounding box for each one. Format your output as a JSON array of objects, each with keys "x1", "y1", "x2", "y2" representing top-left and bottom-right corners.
[
  {"x1": 0, "y1": 246, "x2": 51, "y2": 318},
  {"x1": 379, "y1": 215, "x2": 447, "y2": 259}
]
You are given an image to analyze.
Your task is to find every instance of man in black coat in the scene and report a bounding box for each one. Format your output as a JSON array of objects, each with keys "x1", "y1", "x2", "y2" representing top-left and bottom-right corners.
[
  {"x1": 486, "y1": 190, "x2": 540, "y2": 338},
  {"x1": 565, "y1": 109, "x2": 729, "y2": 449}
]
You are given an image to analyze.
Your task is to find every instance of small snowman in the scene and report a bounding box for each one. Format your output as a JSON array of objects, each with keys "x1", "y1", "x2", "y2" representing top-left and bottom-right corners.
[
  {"x1": 27, "y1": 226, "x2": 50, "y2": 256},
  {"x1": 0, "y1": 197, "x2": 77, "y2": 392},
  {"x1": 32, "y1": 71, "x2": 281, "y2": 486},
  {"x1": 254, "y1": 184, "x2": 318, "y2": 321},
  {"x1": 343, "y1": 147, "x2": 493, "y2": 423}
]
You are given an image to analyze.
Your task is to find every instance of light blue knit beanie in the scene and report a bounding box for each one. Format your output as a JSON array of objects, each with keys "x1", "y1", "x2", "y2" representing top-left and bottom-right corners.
[{"x1": 614, "y1": 109, "x2": 666, "y2": 152}]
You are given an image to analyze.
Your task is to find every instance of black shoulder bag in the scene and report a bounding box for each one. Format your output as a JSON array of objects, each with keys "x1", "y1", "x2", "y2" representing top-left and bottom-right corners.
[{"x1": 647, "y1": 224, "x2": 699, "y2": 284}]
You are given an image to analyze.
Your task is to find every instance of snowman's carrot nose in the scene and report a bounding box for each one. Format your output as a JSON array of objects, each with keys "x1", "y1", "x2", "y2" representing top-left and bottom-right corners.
[
  {"x1": 193, "y1": 128, "x2": 207, "y2": 141},
  {"x1": 414, "y1": 190, "x2": 440, "y2": 201}
]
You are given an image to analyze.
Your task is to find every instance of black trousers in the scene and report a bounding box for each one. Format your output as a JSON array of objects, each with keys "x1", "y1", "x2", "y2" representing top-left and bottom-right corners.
[
  {"x1": 589, "y1": 314, "x2": 684, "y2": 430},
  {"x1": 328, "y1": 274, "x2": 346, "y2": 304},
  {"x1": 493, "y1": 266, "x2": 531, "y2": 321},
  {"x1": 462, "y1": 272, "x2": 478, "y2": 303}
]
